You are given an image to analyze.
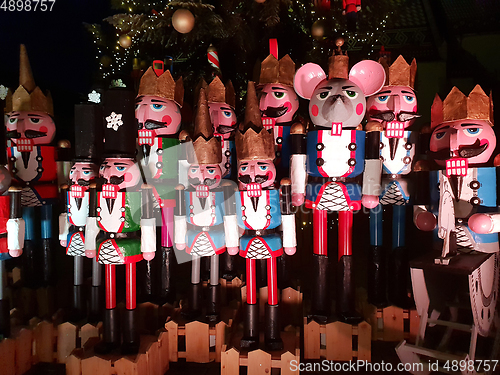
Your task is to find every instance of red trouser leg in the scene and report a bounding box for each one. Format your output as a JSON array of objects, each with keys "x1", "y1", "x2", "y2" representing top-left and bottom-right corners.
[
  {"x1": 246, "y1": 259, "x2": 257, "y2": 305},
  {"x1": 313, "y1": 209, "x2": 328, "y2": 256},
  {"x1": 267, "y1": 257, "x2": 278, "y2": 306},
  {"x1": 126, "y1": 263, "x2": 136, "y2": 310},
  {"x1": 105, "y1": 264, "x2": 116, "y2": 309},
  {"x1": 338, "y1": 210, "x2": 353, "y2": 259}
]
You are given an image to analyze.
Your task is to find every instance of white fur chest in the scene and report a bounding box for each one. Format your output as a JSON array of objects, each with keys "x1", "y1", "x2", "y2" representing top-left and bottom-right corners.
[
  {"x1": 380, "y1": 131, "x2": 414, "y2": 175},
  {"x1": 10, "y1": 147, "x2": 41, "y2": 182},
  {"x1": 97, "y1": 192, "x2": 126, "y2": 233},
  {"x1": 188, "y1": 191, "x2": 217, "y2": 227},
  {"x1": 314, "y1": 130, "x2": 356, "y2": 177},
  {"x1": 68, "y1": 192, "x2": 90, "y2": 227},
  {"x1": 239, "y1": 191, "x2": 273, "y2": 230}
]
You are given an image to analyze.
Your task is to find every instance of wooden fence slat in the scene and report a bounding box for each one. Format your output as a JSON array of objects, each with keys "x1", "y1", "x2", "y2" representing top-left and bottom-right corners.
[
  {"x1": 34, "y1": 320, "x2": 54, "y2": 363},
  {"x1": 326, "y1": 321, "x2": 352, "y2": 361},
  {"x1": 409, "y1": 310, "x2": 420, "y2": 343},
  {"x1": 114, "y1": 356, "x2": 138, "y2": 375},
  {"x1": 215, "y1": 321, "x2": 226, "y2": 363},
  {"x1": 221, "y1": 347, "x2": 239, "y2": 375},
  {"x1": 185, "y1": 321, "x2": 210, "y2": 363},
  {"x1": 0, "y1": 338, "x2": 16, "y2": 375},
  {"x1": 57, "y1": 322, "x2": 78, "y2": 363},
  {"x1": 165, "y1": 320, "x2": 178, "y2": 362},
  {"x1": 81, "y1": 356, "x2": 111, "y2": 375},
  {"x1": 357, "y1": 321, "x2": 372, "y2": 362},
  {"x1": 382, "y1": 306, "x2": 404, "y2": 342},
  {"x1": 304, "y1": 320, "x2": 320, "y2": 359},
  {"x1": 65, "y1": 354, "x2": 82, "y2": 375},
  {"x1": 15, "y1": 328, "x2": 33, "y2": 375},
  {"x1": 157, "y1": 331, "x2": 169, "y2": 374},
  {"x1": 248, "y1": 350, "x2": 271, "y2": 375},
  {"x1": 280, "y1": 351, "x2": 298, "y2": 375},
  {"x1": 146, "y1": 341, "x2": 161, "y2": 375},
  {"x1": 80, "y1": 323, "x2": 100, "y2": 348}
]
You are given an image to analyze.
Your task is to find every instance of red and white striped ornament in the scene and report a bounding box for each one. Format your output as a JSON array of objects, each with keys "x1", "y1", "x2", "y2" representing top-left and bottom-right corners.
[{"x1": 207, "y1": 44, "x2": 220, "y2": 70}]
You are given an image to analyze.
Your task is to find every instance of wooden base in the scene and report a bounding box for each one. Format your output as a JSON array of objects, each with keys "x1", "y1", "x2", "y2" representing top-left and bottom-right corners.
[
  {"x1": 164, "y1": 302, "x2": 238, "y2": 363},
  {"x1": 221, "y1": 329, "x2": 300, "y2": 375},
  {"x1": 303, "y1": 318, "x2": 371, "y2": 362},
  {"x1": 66, "y1": 332, "x2": 169, "y2": 375},
  {"x1": 363, "y1": 305, "x2": 420, "y2": 342}
]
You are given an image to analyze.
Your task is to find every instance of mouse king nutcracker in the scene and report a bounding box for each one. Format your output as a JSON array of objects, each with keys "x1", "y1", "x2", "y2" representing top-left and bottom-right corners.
[
  {"x1": 86, "y1": 88, "x2": 156, "y2": 354},
  {"x1": 5, "y1": 45, "x2": 59, "y2": 287},
  {"x1": 59, "y1": 103, "x2": 104, "y2": 321},
  {"x1": 363, "y1": 56, "x2": 420, "y2": 308},
  {"x1": 227, "y1": 81, "x2": 296, "y2": 350},
  {"x1": 174, "y1": 88, "x2": 233, "y2": 321},
  {"x1": 135, "y1": 61, "x2": 184, "y2": 304},
  {"x1": 292, "y1": 39, "x2": 385, "y2": 323}
]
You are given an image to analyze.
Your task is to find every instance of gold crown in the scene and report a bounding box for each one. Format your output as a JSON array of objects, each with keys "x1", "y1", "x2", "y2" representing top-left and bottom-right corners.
[
  {"x1": 328, "y1": 38, "x2": 349, "y2": 80},
  {"x1": 138, "y1": 67, "x2": 184, "y2": 107},
  {"x1": 379, "y1": 55, "x2": 417, "y2": 88},
  {"x1": 5, "y1": 44, "x2": 53, "y2": 115},
  {"x1": 258, "y1": 54, "x2": 295, "y2": 87},
  {"x1": 235, "y1": 81, "x2": 275, "y2": 161},
  {"x1": 187, "y1": 88, "x2": 222, "y2": 165},
  {"x1": 431, "y1": 85, "x2": 493, "y2": 129},
  {"x1": 206, "y1": 76, "x2": 236, "y2": 108}
]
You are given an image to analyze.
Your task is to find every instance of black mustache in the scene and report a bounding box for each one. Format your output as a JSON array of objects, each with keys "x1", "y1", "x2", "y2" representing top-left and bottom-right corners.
[
  {"x1": 238, "y1": 174, "x2": 269, "y2": 184},
  {"x1": 25, "y1": 129, "x2": 47, "y2": 138},
  {"x1": 73, "y1": 179, "x2": 90, "y2": 186},
  {"x1": 108, "y1": 175, "x2": 125, "y2": 185},
  {"x1": 6, "y1": 130, "x2": 21, "y2": 139},
  {"x1": 204, "y1": 178, "x2": 217, "y2": 186},
  {"x1": 137, "y1": 119, "x2": 167, "y2": 130},
  {"x1": 261, "y1": 106, "x2": 288, "y2": 118},
  {"x1": 188, "y1": 177, "x2": 201, "y2": 186},
  {"x1": 369, "y1": 110, "x2": 420, "y2": 122},
  {"x1": 428, "y1": 139, "x2": 488, "y2": 160},
  {"x1": 216, "y1": 125, "x2": 235, "y2": 134}
]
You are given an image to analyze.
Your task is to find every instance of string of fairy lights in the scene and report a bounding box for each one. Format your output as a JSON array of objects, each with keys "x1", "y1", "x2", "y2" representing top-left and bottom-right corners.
[{"x1": 89, "y1": 1, "x2": 392, "y2": 80}]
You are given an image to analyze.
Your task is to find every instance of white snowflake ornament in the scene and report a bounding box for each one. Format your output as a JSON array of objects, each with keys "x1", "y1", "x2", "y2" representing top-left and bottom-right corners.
[
  {"x1": 88, "y1": 90, "x2": 101, "y2": 104},
  {"x1": 106, "y1": 112, "x2": 123, "y2": 131},
  {"x1": 0, "y1": 85, "x2": 8, "y2": 101}
]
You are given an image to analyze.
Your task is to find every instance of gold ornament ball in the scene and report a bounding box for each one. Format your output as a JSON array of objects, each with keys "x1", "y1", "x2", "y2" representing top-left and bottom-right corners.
[
  {"x1": 336, "y1": 37, "x2": 345, "y2": 47},
  {"x1": 100, "y1": 55, "x2": 112, "y2": 68},
  {"x1": 119, "y1": 35, "x2": 132, "y2": 48},
  {"x1": 172, "y1": 9, "x2": 195, "y2": 34},
  {"x1": 311, "y1": 21, "x2": 324, "y2": 39}
]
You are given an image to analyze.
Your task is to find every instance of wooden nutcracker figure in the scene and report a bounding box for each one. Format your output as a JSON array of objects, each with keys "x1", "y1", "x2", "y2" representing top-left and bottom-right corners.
[
  {"x1": 0, "y1": 122, "x2": 17, "y2": 338},
  {"x1": 174, "y1": 88, "x2": 236, "y2": 321},
  {"x1": 59, "y1": 103, "x2": 103, "y2": 322},
  {"x1": 363, "y1": 56, "x2": 420, "y2": 308},
  {"x1": 258, "y1": 39, "x2": 299, "y2": 179},
  {"x1": 4, "y1": 45, "x2": 60, "y2": 287},
  {"x1": 135, "y1": 60, "x2": 184, "y2": 304},
  {"x1": 85, "y1": 88, "x2": 156, "y2": 354},
  {"x1": 398, "y1": 86, "x2": 499, "y2": 370},
  {"x1": 292, "y1": 40, "x2": 385, "y2": 323},
  {"x1": 226, "y1": 81, "x2": 296, "y2": 350}
]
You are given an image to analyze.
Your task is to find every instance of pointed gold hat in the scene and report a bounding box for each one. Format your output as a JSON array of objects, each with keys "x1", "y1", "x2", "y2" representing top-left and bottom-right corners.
[{"x1": 138, "y1": 67, "x2": 184, "y2": 107}]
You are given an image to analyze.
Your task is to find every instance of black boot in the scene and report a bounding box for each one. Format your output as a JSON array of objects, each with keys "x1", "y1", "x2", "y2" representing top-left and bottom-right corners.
[
  {"x1": 265, "y1": 304, "x2": 283, "y2": 351},
  {"x1": 69, "y1": 285, "x2": 86, "y2": 323},
  {"x1": 221, "y1": 252, "x2": 237, "y2": 281},
  {"x1": 88, "y1": 285, "x2": 103, "y2": 323},
  {"x1": 337, "y1": 255, "x2": 362, "y2": 324},
  {"x1": 206, "y1": 284, "x2": 220, "y2": 322},
  {"x1": 277, "y1": 254, "x2": 292, "y2": 289},
  {"x1": 309, "y1": 254, "x2": 329, "y2": 323},
  {"x1": 41, "y1": 238, "x2": 54, "y2": 286},
  {"x1": 388, "y1": 247, "x2": 413, "y2": 308},
  {"x1": 240, "y1": 303, "x2": 259, "y2": 350},
  {"x1": 121, "y1": 308, "x2": 140, "y2": 355},
  {"x1": 137, "y1": 258, "x2": 154, "y2": 303},
  {"x1": 0, "y1": 299, "x2": 10, "y2": 338},
  {"x1": 182, "y1": 283, "x2": 202, "y2": 320},
  {"x1": 367, "y1": 245, "x2": 388, "y2": 308},
  {"x1": 94, "y1": 308, "x2": 120, "y2": 354},
  {"x1": 22, "y1": 240, "x2": 38, "y2": 288},
  {"x1": 158, "y1": 246, "x2": 176, "y2": 304}
]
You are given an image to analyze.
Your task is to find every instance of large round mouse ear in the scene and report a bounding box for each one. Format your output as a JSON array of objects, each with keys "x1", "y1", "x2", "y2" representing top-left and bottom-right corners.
[
  {"x1": 293, "y1": 63, "x2": 327, "y2": 100},
  {"x1": 349, "y1": 60, "x2": 386, "y2": 97}
]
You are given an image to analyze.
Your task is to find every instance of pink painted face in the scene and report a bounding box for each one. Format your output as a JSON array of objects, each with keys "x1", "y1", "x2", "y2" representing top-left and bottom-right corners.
[
  {"x1": 99, "y1": 158, "x2": 142, "y2": 191},
  {"x1": 135, "y1": 95, "x2": 182, "y2": 143},
  {"x1": 430, "y1": 120, "x2": 496, "y2": 168},
  {"x1": 6, "y1": 111, "x2": 56, "y2": 148},
  {"x1": 237, "y1": 160, "x2": 276, "y2": 191},
  {"x1": 367, "y1": 86, "x2": 419, "y2": 136},
  {"x1": 70, "y1": 162, "x2": 98, "y2": 185},
  {"x1": 259, "y1": 84, "x2": 299, "y2": 124},
  {"x1": 309, "y1": 78, "x2": 366, "y2": 130},
  {"x1": 208, "y1": 102, "x2": 237, "y2": 140},
  {"x1": 188, "y1": 164, "x2": 222, "y2": 190}
]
